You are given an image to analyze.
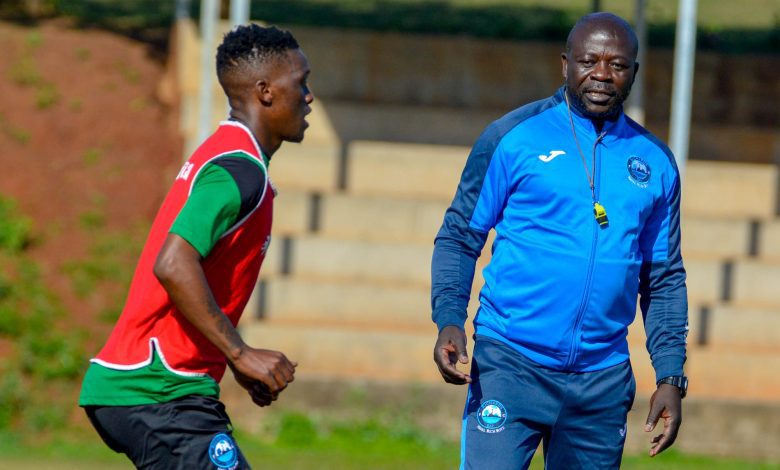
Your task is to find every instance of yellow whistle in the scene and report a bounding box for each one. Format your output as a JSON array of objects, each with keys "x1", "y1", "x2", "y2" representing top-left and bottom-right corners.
[{"x1": 593, "y1": 202, "x2": 609, "y2": 226}]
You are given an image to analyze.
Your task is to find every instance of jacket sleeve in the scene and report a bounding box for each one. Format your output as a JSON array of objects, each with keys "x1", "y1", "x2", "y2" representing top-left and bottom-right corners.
[
  {"x1": 431, "y1": 127, "x2": 509, "y2": 331},
  {"x1": 638, "y1": 168, "x2": 689, "y2": 383}
]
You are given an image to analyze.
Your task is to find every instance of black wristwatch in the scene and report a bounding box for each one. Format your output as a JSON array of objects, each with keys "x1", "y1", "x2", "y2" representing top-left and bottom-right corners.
[{"x1": 657, "y1": 375, "x2": 688, "y2": 398}]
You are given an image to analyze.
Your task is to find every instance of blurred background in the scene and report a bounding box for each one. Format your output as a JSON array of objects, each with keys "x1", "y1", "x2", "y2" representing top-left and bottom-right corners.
[{"x1": 0, "y1": 0, "x2": 778, "y2": 468}]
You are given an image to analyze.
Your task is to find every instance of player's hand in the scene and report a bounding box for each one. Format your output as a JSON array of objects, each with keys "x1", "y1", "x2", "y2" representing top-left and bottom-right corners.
[
  {"x1": 644, "y1": 383, "x2": 682, "y2": 457},
  {"x1": 229, "y1": 347, "x2": 297, "y2": 406},
  {"x1": 433, "y1": 325, "x2": 471, "y2": 385}
]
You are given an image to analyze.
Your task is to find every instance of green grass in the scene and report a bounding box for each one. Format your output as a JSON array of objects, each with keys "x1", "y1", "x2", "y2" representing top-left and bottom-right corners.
[{"x1": 0, "y1": 418, "x2": 777, "y2": 470}]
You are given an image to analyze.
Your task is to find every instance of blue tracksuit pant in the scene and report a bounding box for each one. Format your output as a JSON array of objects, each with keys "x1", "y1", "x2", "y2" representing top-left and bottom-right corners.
[{"x1": 461, "y1": 336, "x2": 636, "y2": 469}]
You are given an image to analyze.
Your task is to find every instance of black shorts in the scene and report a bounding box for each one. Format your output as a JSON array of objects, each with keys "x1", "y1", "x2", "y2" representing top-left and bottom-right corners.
[{"x1": 84, "y1": 395, "x2": 251, "y2": 469}]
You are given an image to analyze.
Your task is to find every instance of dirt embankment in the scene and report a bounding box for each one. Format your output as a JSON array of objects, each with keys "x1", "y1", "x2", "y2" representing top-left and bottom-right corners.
[{"x1": 0, "y1": 19, "x2": 181, "y2": 340}]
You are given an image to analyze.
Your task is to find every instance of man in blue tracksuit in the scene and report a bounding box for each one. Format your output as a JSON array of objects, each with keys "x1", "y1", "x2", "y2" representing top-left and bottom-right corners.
[{"x1": 431, "y1": 13, "x2": 688, "y2": 469}]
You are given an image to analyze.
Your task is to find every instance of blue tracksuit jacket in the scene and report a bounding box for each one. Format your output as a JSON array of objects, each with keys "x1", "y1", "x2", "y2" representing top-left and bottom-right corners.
[{"x1": 431, "y1": 87, "x2": 688, "y2": 382}]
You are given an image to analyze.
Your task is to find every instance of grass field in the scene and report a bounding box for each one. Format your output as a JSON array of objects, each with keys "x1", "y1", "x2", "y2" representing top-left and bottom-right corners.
[{"x1": 0, "y1": 417, "x2": 777, "y2": 470}]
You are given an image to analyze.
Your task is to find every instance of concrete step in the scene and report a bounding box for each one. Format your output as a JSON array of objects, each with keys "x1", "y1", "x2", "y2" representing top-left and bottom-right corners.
[
  {"x1": 258, "y1": 237, "x2": 745, "y2": 304},
  {"x1": 274, "y1": 189, "x2": 780, "y2": 261},
  {"x1": 681, "y1": 217, "x2": 754, "y2": 259},
  {"x1": 256, "y1": 277, "x2": 434, "y2": 330},
  {"x1": 241, "y1": 323, "x2": 442, "y2": 383},
  {"x1": 682, "y1": 161, "x2": 778, "y2": 220},
  {"x1": 273, "y1": 190, "x2": 474, "y2": 243},
  {"x1": 760, "y1": 219, "x2": 780, "y2": 261},
  {"x1": 258, "y1": 235, "x2": 434, "y2": 287},
  {"x1": 271, "y1": 190, "x2": 312, "y2": 236},
  {"x1": 684, "y1": 348, "x2": 780, "y2": 402},
  {"x1": 732, "y1": 260, "x2": 780, "y2": 308},
  {"x1": 318, "y1": 193, "x2": 448, "y2": 243},
  {"x1": 688, "y1": 304, "x2": 780, "y2": 351},
  {"x1": 680, "y1": 257, "x2": 726, "y2": 304},
  {"x1": 241, "y1": 322, "x2": 778, "y2": 401},
  {"x1": 270, "y1": 143, "x2": 342, "y2": 192},
  {"x1": 347, "y1": 141, "x2": 468, "y2": 200}
]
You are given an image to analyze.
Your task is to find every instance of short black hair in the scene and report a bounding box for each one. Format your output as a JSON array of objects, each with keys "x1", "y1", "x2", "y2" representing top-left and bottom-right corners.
[{"x1": 216, "y1": 24, "x2": 299, "y2": 83}]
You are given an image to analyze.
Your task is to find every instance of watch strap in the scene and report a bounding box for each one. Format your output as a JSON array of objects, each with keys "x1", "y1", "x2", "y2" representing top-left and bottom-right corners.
[{"x1": 657, "y1": 375, "x2": 688, "y2": 398}]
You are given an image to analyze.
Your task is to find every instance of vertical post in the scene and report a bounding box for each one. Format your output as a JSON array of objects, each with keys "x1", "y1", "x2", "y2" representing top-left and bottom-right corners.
[
  {"x1": 591, "y1": 0, "x2": 602, "y2": 12},
  {"x1": 626, "y1": 0, "x2": 646, "y2": 125},
  {"x1": 175, "y1": 0, "x2": 191, "y2": 20},
  {"x1": 229, "y1": 0, "x2": 250, "y2": 27},
  {"x1": 668, "y1": 0, "x2": 698, "y2": 178},
  {"x1": 227, "y1": 0, "x2": 251, "y2": 115},
  {"x1": 197, "y1": 0, "x2": 219, "y2": 144}
]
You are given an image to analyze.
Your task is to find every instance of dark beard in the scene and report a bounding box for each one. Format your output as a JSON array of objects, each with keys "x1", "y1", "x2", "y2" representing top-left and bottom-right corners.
[{"x1": 569, "y1": 87, "x2": 628, "y2": 120}]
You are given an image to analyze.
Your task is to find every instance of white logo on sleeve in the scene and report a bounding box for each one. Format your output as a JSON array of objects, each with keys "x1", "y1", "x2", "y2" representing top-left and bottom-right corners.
[
  {"x1": 538, "y1": 150, "x2": 566, "y2": 162},
  {"x1": 619, "y1": 422, "x2": 627, "y2": 437},
  {"x1": 176, "y1": 162, "x2": 194, "y2": 181}
]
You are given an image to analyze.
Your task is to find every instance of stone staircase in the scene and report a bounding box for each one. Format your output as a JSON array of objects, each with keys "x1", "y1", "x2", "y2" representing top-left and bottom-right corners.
[{"x1": 237, "y1": 130, "x2": 780, "y2": 403}]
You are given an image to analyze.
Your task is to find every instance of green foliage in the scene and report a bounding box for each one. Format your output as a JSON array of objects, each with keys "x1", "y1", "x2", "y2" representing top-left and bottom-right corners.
[
  {"x1": 116, "y1": 63, "x2": 141, "y2": 85},
  {"x1": 81, "y1": 147, "x2": 103, "y2": 167},
  {"x1": 0, "y1": 197, "x2": 32, "y2": 253},
  {"x1": 129, "y1": 97, "x2": 150, "y2": 112},
  {"x1": 35, "y1": 82, "x2": 60, "y2": 109},
  {"x1": 19, "y1": 329, "x2": 85, "y2": 380},
  {"x1": 5, "y1": 0, "x2": 778, "y2": 54},
  {"x1": 276, "y1": 412, "x2": 319, "y2": 446},
  {"x1": 74, "y1": 46, "x2": 91, "y2": 62},
  {"x1": 246, "y1": 0, "x2": 779, "y2": 53},
  {"x1": 61, "y1": 210, "x2": 144, "y2": 320},
  {"x1": 0, "y1": 195, "x2": 89, "y2": 434},
  {"x1": 24, "y1": 30, "x2": 42, "y2": 49},
  {"x1": 0, "y1": 371, "x2": 24, "y2": 430},
  {"x1": 0, "y1": 113, "x2": 31, "y2": 145},
  {"x1": 57, "y1": 0, "x2": 178, "y2": 51},
  {"x1": 8, "y1": 56, "x2": 41, "y2": 87},
  {"x1": 61, "y1": 227, "x2": 141, "y2": 300}
]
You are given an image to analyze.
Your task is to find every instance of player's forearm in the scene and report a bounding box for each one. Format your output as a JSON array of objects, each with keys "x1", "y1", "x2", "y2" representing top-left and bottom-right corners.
[{"x1": 154, "y1": 236, "x2": 247, "y2": 362}]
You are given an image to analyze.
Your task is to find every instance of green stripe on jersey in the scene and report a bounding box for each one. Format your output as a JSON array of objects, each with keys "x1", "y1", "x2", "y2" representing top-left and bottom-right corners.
[
  {"x1": 78, "y1": 349, "x2": 220, "y2": 407},
  {"x1": 170, "y1": 152, "x2": 267, "y2": 257}
]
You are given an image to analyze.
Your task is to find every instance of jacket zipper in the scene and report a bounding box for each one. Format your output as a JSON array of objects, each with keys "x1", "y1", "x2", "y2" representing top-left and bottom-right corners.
[{"x1": 564, "y1": 130, "x2": 606, "y2": 369}]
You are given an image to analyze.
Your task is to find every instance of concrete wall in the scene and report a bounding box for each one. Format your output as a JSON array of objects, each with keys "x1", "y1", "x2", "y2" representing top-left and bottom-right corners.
[
  {"x1": 288, "y1": 26, "x2": 779, "y2": 162},
  {"x1": 176, "y1": 21, "x2": 779, "y2": 162}
]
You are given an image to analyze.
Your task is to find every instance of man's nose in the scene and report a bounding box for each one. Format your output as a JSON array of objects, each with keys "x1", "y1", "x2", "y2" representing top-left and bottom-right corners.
[{"x1": 590, "y1": 61, "x2": 610, "y2": 81}]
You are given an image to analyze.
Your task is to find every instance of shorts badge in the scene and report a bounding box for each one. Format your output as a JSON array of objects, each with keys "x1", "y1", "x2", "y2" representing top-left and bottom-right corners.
[
  {"x1": 476, "y1": 399, "x2": 507, "y2": 433},
  {"x1": 209, "y1": 433, "x2": 239, "y2": 469}
]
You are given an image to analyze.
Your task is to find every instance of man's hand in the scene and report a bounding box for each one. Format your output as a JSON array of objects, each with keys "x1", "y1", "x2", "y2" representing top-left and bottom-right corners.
[
  {"x1": 229, "y1": 347, "x2": 297, "y2": 407},
  {"x1": 644, "y1": 383, "x2": 683, "y2": 457},
  {"x1": 433, "y1": 325, "x2": 471, "y2": 385}
]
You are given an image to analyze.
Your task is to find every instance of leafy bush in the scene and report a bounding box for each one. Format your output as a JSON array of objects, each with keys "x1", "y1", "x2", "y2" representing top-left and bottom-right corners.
[
  {"x1": 0, "y1": 197, "x2": 32, "y2": 253},
  {"x1": 0, "y1": 195, "x2": 89, "y2": 433}
]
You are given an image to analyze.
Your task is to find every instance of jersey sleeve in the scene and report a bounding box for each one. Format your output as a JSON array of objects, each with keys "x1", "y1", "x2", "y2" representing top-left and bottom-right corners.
[
  {"x1": 638, "y1": 166, "x2": 689, "y2": 382},
  {"x1": 170, "y1": 164, "x2": 242, "y2": 257}
]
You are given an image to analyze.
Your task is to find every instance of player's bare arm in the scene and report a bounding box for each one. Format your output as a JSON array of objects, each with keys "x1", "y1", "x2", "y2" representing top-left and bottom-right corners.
[{"x1": 153, "y1": 233, "x2": 296, "y2": 403}]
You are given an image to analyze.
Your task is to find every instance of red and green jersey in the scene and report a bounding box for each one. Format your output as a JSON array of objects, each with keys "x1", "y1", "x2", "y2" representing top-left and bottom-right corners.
[{"x1": 80, "y1": 121, "x2": 274, "y2": 406}]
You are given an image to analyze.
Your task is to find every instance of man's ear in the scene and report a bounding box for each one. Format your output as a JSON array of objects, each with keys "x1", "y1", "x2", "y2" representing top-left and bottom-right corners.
[
  {"x1": 632, "y1": 61, "x2": 640, "y2": 86},
  {"x1": 255, "y1": 78, "x2": 273, "y2": 105},
  {"x1": 560, "y1": 53, "x2": 568, "y2": 80}
]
